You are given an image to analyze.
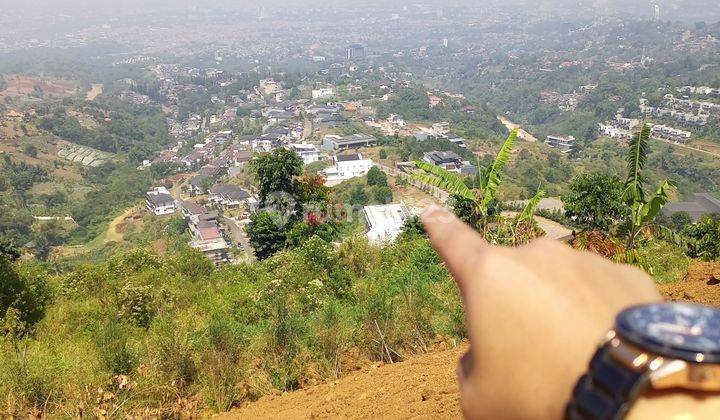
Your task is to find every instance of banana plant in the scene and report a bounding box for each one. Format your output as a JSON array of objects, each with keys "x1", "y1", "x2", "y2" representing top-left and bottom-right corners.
[
  {"x1": 622, "y1": 124, "x2": 674, "y2": 250},
  {"x1": 414, "y1": 129, "x2": 518, "y2": 235},
  {"x1": 517, "y1": 189, "x2": 546, "y2": 223}
]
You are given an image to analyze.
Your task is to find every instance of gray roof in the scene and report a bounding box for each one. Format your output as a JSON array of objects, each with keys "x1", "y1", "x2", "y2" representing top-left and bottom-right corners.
[
  {"x1": 336, "y1": 154, "x2": 362, "y2": 162},
  {"x1": 663, "y1": 193, "x2": 720, "y2": 220},
  {"x1": 147, "y1": 193, "x2": 174, "y2": 206},
  {"x1": 210, "y1": 183, "x2": 250, "y2": 201},
  {"x1": 424, "y1": 150, "x2": 462, "y2": 165}
]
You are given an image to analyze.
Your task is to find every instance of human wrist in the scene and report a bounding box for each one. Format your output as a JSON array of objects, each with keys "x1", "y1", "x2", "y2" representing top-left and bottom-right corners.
[{"x1": 629, "y1": 390, "x2": 720, "y2": 419}]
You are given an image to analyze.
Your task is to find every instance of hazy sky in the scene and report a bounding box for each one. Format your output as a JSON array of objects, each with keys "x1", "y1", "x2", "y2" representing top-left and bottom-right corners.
[{"x1": 0, "y1": 0, "x2": 718, "y2": 21}]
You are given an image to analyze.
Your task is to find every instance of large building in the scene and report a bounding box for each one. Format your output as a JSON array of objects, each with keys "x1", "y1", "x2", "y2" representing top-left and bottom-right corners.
[
  {"x1": 179, "y1": 200, "x2": 230, "y2": 266},
  {"x1": 364, "y1": 204, "x2": 410, "y2": 244},
  {"x1": 422, "y1": 150, "x2": 466, "y2": 173},
  {"x1": 544, "y1": 135, "x2": 576, "y2": 153},
  {"x1": 323, "y1": 153, "x2": 374, "y2": 186},
  {"x1": 145, "y1": 187, "x2": 176, "y2": 216},
  {"x1": 322, "y1": 134, "x2": 377, "y2": 151},
  {"x1": 346, "y1": 43, "x2": 365, "y2": 60}
]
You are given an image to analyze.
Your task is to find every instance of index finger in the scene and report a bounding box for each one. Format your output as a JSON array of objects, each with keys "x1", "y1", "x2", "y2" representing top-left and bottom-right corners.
[{"x1": 421, "y1": 205, "x2": 490, "y2": 298}]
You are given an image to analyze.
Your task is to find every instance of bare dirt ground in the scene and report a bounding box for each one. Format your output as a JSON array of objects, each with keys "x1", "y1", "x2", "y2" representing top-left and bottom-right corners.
[
  {"x1": 659, "y1": 261, "x2": 720, "y2": 307},
  {"x1": 219, "y1": 344, "x2": 466, "y2": 420},
  {"x1": 498, "y1": 116, "x2": 539, "y2": 142}
]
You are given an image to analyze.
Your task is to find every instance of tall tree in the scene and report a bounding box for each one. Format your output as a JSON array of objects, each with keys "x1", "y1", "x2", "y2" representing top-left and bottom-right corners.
[
  {"x1": 563, "y1": 172, "x2": 627, "y2": 232},
  {"x1": 252, "y1": 148, "x2": 303, "y2": 205}
]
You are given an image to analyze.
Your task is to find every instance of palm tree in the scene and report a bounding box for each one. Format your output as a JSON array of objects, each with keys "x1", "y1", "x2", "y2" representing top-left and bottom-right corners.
[{"x1": 622, "y1": 124, "x2": 673, "y2": 250}]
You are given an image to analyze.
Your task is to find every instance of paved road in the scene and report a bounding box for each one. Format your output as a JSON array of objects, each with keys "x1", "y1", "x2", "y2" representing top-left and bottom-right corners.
[{"x1": 219, "y1": 216, "x2": 255, "y2": 262}]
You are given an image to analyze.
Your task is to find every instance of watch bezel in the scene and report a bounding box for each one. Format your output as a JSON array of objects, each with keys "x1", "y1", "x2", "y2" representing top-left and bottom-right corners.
[{"x1": 615, "y1": 302, "x2": 720, "y2": 364}]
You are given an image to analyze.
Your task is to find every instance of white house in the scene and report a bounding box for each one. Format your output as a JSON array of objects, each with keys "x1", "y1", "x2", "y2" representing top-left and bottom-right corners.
[
  {"x1": 364, "y1": 203, "x2": 410, "y2": 244},
  {"x1": 323, "y1": 154, "x2": 374, "y2": 186},
  {"x1": 312, "y1": 87, "x2": 335, "y2": 99},
  {"x1": 146, "y1": 187, "x2": 176, "y2": 216},
  {"x1": 290, "y1": 143, "x2": 320, "y2": 165}
]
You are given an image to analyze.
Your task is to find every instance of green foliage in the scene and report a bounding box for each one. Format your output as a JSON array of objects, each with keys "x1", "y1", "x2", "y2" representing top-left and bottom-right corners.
[
  {"x1": 0, "y1": 237, "x2": 21, "y2": 261},
  {"x1": 252, "y1": 148, "x2": 303, "y2": 205},
  {"x1": 22, "y1": 143, "x2": 38, "y2": 158},
  {"x1": 373, "y1": 185, "x2": 393, "y2": 204},
  {"x1": 366, "y1": 166, "x2": 388, "y2": 187},
  {"x1": 685, "y1": 216, "x2": 720, "y2": 261},
  {"x1": 0, "y1": 233, "x2": 464, "y2": 417},
  {"x1": 563, "y1": 172, "x2": 627, "y2": 232},
  {"x1": 622, "y1": 125, "x2": 673, "y2": 249},
  {"x1": 247, "y1": 211, "x2": 290, "y2": 260},
  {"x1": 0, "y1": 259, "x2": 51, "y2": 337}
]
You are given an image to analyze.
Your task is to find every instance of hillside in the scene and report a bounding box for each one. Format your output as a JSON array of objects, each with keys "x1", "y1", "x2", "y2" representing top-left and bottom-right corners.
[
  {"x1": 219, "y1": 344, "x2": 466, "y2": 420},
  {"x1": 220, "y1": 261, "x2": 720, "y2": 420}
]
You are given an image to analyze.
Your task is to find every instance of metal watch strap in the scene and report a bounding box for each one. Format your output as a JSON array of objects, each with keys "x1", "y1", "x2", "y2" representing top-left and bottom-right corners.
[{"x1": 566, "y1": 343, "x2": 651, "y2": 420}]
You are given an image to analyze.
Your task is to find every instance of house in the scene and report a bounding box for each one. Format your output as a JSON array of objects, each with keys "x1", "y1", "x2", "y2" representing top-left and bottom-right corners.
[
  {"x1": 208, "y1": 184, "x2": 252, "y2": 208},
  {"x1": 192, "y1": 225, "x2": 231, "y2": 266},
  {"x1": 312, "y1": 87, "x2": 335, "y2": 99},
  {"x1": 322, "y1": 134, "x2": 377, "y2": 150},
  {"x1": 290, "y1": 143, "x2": 321, "y2": 165},
  {"x1": 146, "y1": 187, "x2": 176, "y2": 216},
  {"x1": 364, "y1": 203, "x2": 410, "y2": 244},
  {"x1": 544, "y1": 135, "x2": 576, "y2": 153},
  {"x1": 323, "y1": 154, "x2": 375, "y2": 186},
  {"x1": 663, "y1": 193, "x2": 720, "y2": 221},
  {"x1": 422, "y1": 150, "x2": 466, "y2": 173}
]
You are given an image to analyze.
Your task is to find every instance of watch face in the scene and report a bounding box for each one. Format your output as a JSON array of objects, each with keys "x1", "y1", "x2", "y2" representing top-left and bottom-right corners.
[{"x1": 616, "y1": 302, "x2": 720, "y2": 363}]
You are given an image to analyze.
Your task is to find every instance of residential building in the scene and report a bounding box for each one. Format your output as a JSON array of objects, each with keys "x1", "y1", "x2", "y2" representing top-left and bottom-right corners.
[
  {"x1": 290, "y1": 143, "x2": 321, "y2": 165},
  {"x1": 322, "y1": 133, "x2": 377, "y2": 150},
  {"x1": 346, "y1": 43, "x2": 365, "y2": 60},
  {"x1": 208, "y1": 184, "x2": 253, "y2": 208},
  {"x1": 364, "y1": 203, "x2": 410, "y2": 244},
  {"x1": 146, "y1": 187, "x2": 176, "y2": 216},
  {"x1": 323, "y1": 154, "x2": 374, "y2": 186},
  {"x1": 312, "y1": 87, "x2": 335, "y2": 99},
  {"x1": 663, "y1": 193, "x2": 720, "y2": 221},
  {"x1": 192, "y1": 225, "x2": 231, "y2": 266},
  {"x1": 422, "y1": 150, "x2": 466, "y2": 173},
  {"x1": 544, "y1": 135, "x2": 576, "y2": 153}
]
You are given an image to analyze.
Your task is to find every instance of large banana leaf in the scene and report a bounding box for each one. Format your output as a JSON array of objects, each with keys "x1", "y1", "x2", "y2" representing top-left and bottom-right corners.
[
  {"x1": 518, "y1": 189, "x2": 546, "y2": 222},
  {"x1": 481, "y1": 129, "x2": 518, "y2": 207},
  {"x1": 638, "y1": 179, "x2": 673, "y2": 226},
  {"x1": 623, "y1": 124, "x2": 650, "y2": 205},
  {"x1": 413, "y1": 160, "x2": 475, "y2": 201}
]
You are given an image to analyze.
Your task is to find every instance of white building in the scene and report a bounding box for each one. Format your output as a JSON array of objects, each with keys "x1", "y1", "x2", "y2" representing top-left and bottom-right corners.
[
  {"x1": 544, "y1": 135, "x2": 576, "y2": 153},
  {"x1": 145, "y1": 187, "x2": 176, "y2": 216},
  {"x1": 290, "y1": 143, "x2": 321, "y2": 165},
  {"x1": 364, "y1": 203, "x2": 410, "y2": 244},
  {"x1": 312, "y1": 87, "x2": 335, "y2": 99},
  {"x1": 323, "y1": 154, "x2": 374, "y2": 186}
]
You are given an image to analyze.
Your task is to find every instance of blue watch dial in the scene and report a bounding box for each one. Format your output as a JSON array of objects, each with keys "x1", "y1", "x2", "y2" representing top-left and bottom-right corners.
[{"x1": 616, "y1": 302, "x2": 720, "y2": 363}]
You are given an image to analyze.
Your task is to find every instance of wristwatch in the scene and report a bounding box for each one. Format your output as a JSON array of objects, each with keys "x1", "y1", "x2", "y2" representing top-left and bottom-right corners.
[{"x1": 567, "y1": 302, "x2": 720, "y2": 420}]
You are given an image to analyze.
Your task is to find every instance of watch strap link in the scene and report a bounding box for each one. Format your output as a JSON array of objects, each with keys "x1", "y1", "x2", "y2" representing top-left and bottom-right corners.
[{"x1": 566, "y1": 344, "x2": 651, "y2": 420}]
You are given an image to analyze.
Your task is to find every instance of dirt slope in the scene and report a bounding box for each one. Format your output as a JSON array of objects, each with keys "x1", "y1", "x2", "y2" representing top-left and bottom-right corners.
[{"x1": 218, "y1": 345, "x2": 467, "y2": 420}]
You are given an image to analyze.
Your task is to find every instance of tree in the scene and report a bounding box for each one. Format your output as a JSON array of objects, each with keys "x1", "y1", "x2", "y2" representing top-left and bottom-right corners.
[
  {"x1": 622, "y1": 124, "x2": 673, "y2": 250},
  {"x1": 22, "y1": 144, "x2": 38, "y2": 158},
  {"x1": 247, "y1": 211, "x2": 289, "y2": 260},
  {"x1": 685, "y1": 216, "x2": 720, "y2": 261},
  {"x1": 1, "y1": 259, "x2": 51, "y2": 337},
  {"x1": 251, "y1": 148, "x2": 303, "y2": 205},
  {"x1": 562, "y1": 172, "x2": 627, "y2": 232},
  {"x1": 373, "y1": 185, "x2": 393, "y2": 204},
  {"x1": 366, "y1": 167, "x2": 388, "y2": 187},
  {"x1": 414, "y1": 129, "x2": 518, "y2": 236},
  {"x1": 0, "y1": 237, "x2": 20, "y2": 261},
  {"x1": 348, "y1": 185, "x2": 369, "y2": 206}
]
